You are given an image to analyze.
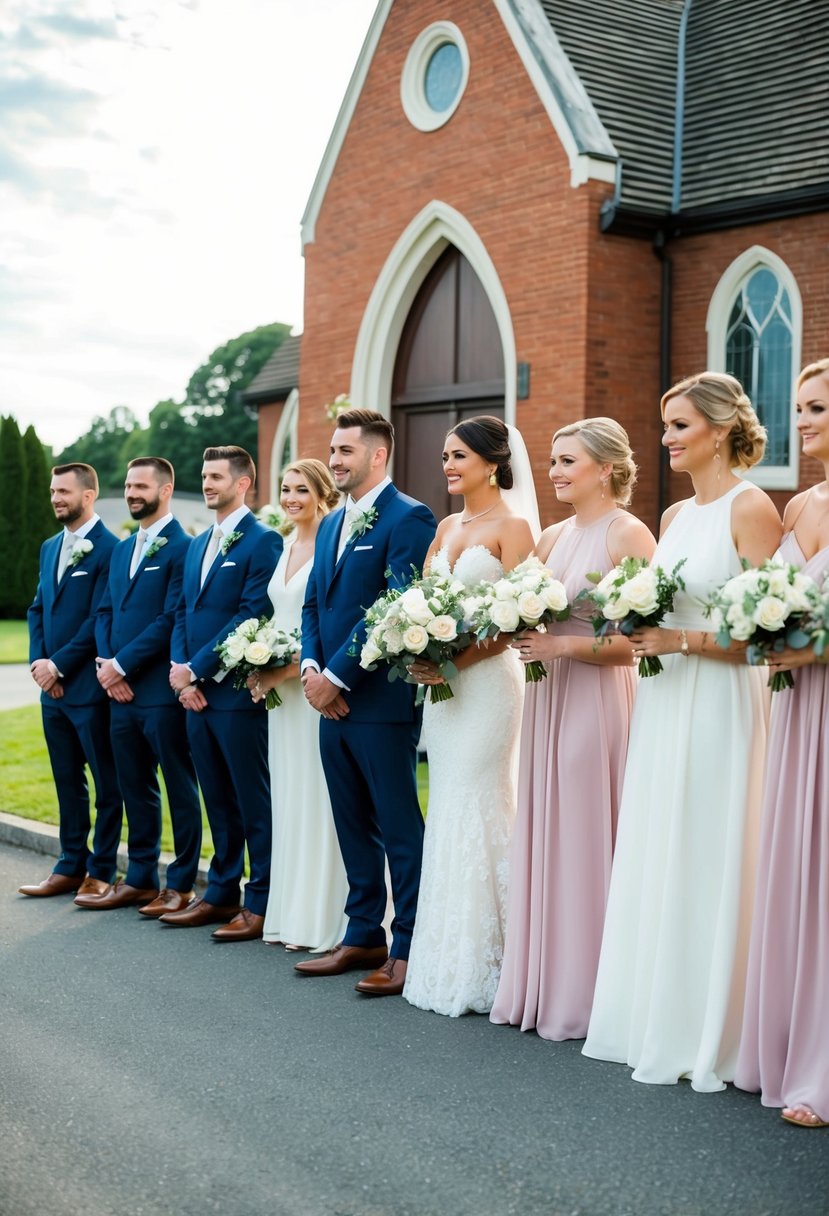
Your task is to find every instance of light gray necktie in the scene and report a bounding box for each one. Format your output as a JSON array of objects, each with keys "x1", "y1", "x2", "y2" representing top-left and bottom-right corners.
[
  {"x1": 337, "y1": 505, "x2": 358, "y2": 560},
  {"x1": 56, "y1": 532, "x2": 75, "y2": 582},
  {"x1": 129, "y1": 528, "x2": 149, "y2": 578},
  {"x1": 200, "y1": 525, "x2": 222, "y2": 586}
]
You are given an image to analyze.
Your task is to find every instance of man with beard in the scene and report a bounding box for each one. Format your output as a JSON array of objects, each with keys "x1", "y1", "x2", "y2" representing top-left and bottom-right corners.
[
  {"x1": 75, "y1": 457, "x2": 203, "y2": 914},
  {"x1": 163, "y1": 446, "x2": 281, "y2": 941},
  {"x1": 20, "y1": 463, "x2": 122, "y2": 898}
]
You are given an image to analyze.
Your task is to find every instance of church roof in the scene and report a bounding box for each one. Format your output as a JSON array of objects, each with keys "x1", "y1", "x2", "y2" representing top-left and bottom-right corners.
[{"x1": 241, "y1": 334, "x2": 301, "y2": 404}]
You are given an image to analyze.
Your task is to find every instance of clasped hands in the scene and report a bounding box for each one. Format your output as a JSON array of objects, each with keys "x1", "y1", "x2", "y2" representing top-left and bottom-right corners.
[
  {"x1": 301, "y1": 669, "x2": 349, "y2": 719},
  {"x1": 30, "y1": 659, "x2": 63, "y2": 699},
  {"x1": 169, "y1": 660, "x2": 207, "y2": 711}
]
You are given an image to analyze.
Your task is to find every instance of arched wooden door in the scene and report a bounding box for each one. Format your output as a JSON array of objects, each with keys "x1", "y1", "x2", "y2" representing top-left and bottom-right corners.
[{"x1": 391, "y1": 246, "x2": 505, "y2": 520}]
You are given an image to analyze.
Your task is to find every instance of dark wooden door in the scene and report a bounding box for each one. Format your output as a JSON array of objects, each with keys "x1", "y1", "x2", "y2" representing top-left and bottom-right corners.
[{"x1": 391, "y1": 246, "x2": 505, "y2": 520}]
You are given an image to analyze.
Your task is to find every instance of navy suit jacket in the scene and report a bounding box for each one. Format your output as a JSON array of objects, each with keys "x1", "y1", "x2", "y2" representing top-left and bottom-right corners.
[
  {"x1": 95, "y1": 517, "x2": 192, "y2": 707},
  {"x1": 171, "y1": 510, "x2": 282, "y2": 710},
  {"x1": 302, "y1": 483, "x2": 436, "y2": 723},
  {"x1": 28, "y1": 518, "x2": 119, "y2": 707}
]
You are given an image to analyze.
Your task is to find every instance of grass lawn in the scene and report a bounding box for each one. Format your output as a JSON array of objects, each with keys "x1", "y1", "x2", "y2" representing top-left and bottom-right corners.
[
  {"x1": 0, "y1": 621, "x2": 28, "y2": 664},
  {"x1": 0, "y1": 703, "x2": 430, "y2": 858}
]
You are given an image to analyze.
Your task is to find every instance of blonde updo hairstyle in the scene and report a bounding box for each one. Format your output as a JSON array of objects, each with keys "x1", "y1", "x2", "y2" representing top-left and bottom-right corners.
[
  {"x1": 661, "y1": 371, "x2": 766, "y2": 470},
  {"x1": 797, "y1": 357, "x2": 829, "y2": 389},
  {"x1": 552, "y1": 416, "x2": 638, "y2": 508},
  {"x1": 280, "y1": 458, "x2": 340, "y2": 532}
]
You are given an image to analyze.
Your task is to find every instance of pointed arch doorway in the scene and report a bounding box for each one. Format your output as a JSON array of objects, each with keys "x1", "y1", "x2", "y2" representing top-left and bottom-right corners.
[{"x1": 391, "y1": 246, "x2": 505, "y2": 520}]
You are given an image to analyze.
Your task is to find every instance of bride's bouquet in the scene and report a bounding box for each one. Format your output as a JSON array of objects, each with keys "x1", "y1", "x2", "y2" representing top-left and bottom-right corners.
[
  {"x1": 580, "y1": 556, "x2": 686, "y2": 677},
  {"x1": 215, "y1": 616, "x2": 301, "y2": 708},
  {"x1": 469, "y1": 556, "x2": 569, "y2": 682},
  {"x1": 703, "y1": 557, "x2": 821, "y2": 691},
  {"x1": 357, "y1": 569, "x2": 478, "y2": 703}
]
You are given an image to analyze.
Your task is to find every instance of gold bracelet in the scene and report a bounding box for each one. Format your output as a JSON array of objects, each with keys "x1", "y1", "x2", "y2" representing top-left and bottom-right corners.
[{"x1": 678, "y1": 628, "x2": 689, "y2": 657}]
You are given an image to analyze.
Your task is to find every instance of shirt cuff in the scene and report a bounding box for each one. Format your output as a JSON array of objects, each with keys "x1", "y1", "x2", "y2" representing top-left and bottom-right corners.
[
  {"x1": 300, "y1": 659, "x2": 320, "y2": 675},
  {"x1": 111, "y1": 657, "x2": 126, "y2": 677},
  {"x1": 322, "y1": 666, "x2": 350, "y2": 692},
  {"x1": 48, "y1": 659, "x2": 63, "y2": 679}
]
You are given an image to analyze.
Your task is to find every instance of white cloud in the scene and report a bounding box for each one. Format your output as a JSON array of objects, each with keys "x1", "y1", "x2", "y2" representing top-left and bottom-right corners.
[{"x1": 0, "y1": 0, "x2": 377, "y2": 450}]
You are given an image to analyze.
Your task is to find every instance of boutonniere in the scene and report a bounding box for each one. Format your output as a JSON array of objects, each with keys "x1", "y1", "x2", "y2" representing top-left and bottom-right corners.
[
  {"x1": 143, "y1": 536, "x2": 168, "y2": 560},
  {"x1": 221, "y1": 530, "x2": 243, "y2": 557},
  {"x1": 348, "y1": 507, "x2": 378, "y2": 542},
  {"x1": 69, "y1": 539, "x2": 94, "y2": 567}
]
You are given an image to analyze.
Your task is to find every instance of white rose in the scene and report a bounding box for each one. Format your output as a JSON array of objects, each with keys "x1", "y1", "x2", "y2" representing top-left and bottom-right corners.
[
  {"x1": 397, "y1": 588, "x2": 433, "y2": 626},
  {"x1": 450, "y1": 579, "x2": 467, "y2": 596},
  {"x1": 360, "y1": 639, "x2": 383, "y2": 667},
  {"x1": 622, "y1": 570, "x2": 659, "y2": 615},
  {"x1": 541, "y1": 581, "x2": 568, "y2": 613},
  {"x1": 239, "y1": 617, "x2": 260, "y2": 640},
  {"x1": 726, "y1": 603, "x2": 753, "y2": 640},
  {"x1": 382, "y1": 628, "x2": 405, "y2": 655},
  {"x1": 493, "y1": 579, "x2": 518, "y2": 601},
  {"x1": 75, "y1": 539, "x2": 93, "y2": 555},
  {"x1": 402, "y1": 624, "x2": 429, "y2": 653},
  {"x1": 244, "y1": 641, "x2": 273, "y2": 666},
  {"x1": 489, "y1": 599, "x2": 521, "y2": 632},
  {"x1": 223, "y1": 635, "x2": 246, "y2": 664},
  {"x1": 516, "y1": 591, "x2": 544, "y2": 623},
  {"x1": 594, "y1": 569, "x2": 621, "y2": 599},
  {"x1": 788, "y1": 573, "x2": 816, "y2": 613},
  {"x1": 754, "y1": 595, "x2": 787, "y2": 631},
  {"x1": 602, "y1": 591, "x2": 630, "y2": 621},
  {"x1": 765, "y1": 567, "x2": 790, "y2": 598},
  {"x1": 427, "y1": 615, "x2": 458, "y2": 641}
]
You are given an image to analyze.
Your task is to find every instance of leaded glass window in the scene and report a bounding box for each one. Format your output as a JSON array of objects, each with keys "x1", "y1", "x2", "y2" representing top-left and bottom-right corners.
[
  {"x1": 424, "y1": 42, "x2": 462, "y2": 113},
  {"x1": 726, "y1": 267, "x2": 793, "y2": 467}
]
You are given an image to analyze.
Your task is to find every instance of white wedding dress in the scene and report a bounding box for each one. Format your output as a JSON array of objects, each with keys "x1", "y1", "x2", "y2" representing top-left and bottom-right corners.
[
  {"x1": 263, "y1": 537, "x2": 349, "y2": 951},
  {"x1": 403, "y1": 545, "x2": 524, "y2": 1016}
]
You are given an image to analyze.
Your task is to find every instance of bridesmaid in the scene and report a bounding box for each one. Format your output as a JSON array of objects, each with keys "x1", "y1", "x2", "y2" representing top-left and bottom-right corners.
[
  {"x1": 249, "y1": 459, "x2": 349, "y2": 952},
  {"x1": 583, "y1": 372, "x2": 781, "y2": 1091},
  {"x1": 735, "y1": 358, "x2": 829, "y2": 1128},
  {"x1": 491, "y1": 418, "x2": 655, "y2": 1040}
]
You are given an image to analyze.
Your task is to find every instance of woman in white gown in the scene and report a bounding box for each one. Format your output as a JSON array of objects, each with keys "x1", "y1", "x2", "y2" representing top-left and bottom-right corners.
[
  {"x1": 249, "y1": 459, "x2": 349, "y2": 952},
  {"x1": 403, "y1": 417, "x2": 536, "y2": 1017},
  {"x1": 583, "y1": 372, "x2": 781, "y2": 1091}
]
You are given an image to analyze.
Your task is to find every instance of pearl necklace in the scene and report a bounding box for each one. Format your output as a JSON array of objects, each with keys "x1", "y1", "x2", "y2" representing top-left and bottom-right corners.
[{"x1": 460, "y1": 502, "x2": 498, "y2": 525}]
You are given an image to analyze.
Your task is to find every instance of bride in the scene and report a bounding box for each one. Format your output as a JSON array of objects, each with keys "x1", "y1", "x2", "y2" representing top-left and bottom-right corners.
[{"x1": 403, "y1": 416, "x2": 537, "y2": 1016}]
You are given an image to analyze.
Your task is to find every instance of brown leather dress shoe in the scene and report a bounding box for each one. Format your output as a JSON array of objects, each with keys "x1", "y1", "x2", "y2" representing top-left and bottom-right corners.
[
  {"x1": 138, "y1": 889, "x2": 195, "y2": 918},
  {"x1": 211, "y1": 908, "x2": 265, "y2": 942},
  {"x1": 74, "y1": 876, "x2": 111, "y2": 899},
  {"x1": 74, "y1": 879, "x2": 159, "y2": 910},
  {"x1": 18, "y1": 873, "x2": 83, "y2": 897},
  {"x1": 294, "y1": 943, "x2": 389, "y2": 977},
  {"x1": 158, "y1": 896, "x2": 239, "y2": 927},
  {"x1": 355, "y1": 958, "x2": 408, "y2": 997}
]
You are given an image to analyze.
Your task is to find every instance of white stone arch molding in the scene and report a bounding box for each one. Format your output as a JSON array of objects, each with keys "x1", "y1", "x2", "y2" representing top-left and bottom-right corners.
[
  {"x1": 268, "y1": 388, "x2": 299, "y2": 503},
  {"x1": 350, "y1": 200, "x2": 517, "y2": 433},
  {"x1": 706, "y1": 245, "x2": 803, "y2": 492}
]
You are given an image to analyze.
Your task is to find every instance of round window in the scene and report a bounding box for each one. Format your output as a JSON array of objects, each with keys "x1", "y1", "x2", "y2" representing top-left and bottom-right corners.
[{"x1": 401, "y1": 22, "x2": 469, "y2": 132}]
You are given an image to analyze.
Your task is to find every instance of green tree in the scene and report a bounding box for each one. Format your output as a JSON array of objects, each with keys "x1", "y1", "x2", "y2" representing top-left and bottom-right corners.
[
  {"x1": 55, "y1": 405, "x2": 141, "y2": 491},
  {"x1": 0, "y1": 416, "x2": 27, "y2": 617},
  {"x1": 21, "y1": 424, "x2": 59, "y2": 607}
]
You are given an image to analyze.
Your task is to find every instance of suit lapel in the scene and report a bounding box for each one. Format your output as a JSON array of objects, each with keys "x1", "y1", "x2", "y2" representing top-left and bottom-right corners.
[
  {"x1": 327, "y1": 484, "x2": 397, "y2": 595},
  {"x1": 196, "y1": 511, "x2": 252, "y2": 601}
]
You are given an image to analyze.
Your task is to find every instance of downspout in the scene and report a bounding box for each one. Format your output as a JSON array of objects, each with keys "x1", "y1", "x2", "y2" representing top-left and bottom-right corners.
[{"x1": 654, "y1": 0, "x2": 692, "y2": 519}]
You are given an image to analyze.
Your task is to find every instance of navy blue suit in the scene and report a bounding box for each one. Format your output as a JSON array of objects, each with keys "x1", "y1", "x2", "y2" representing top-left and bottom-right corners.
[
  {"x1": 302, "y1": 483, "x2": 436, "y2": 959},
  {"x1": 95, "y1": 517, "x2": 202, "y2": 892},
  {"x1": 28, "y1": 519, "x2": 123, "y2": 880},
  {"x1": 171, "y1": 511, "x2": 282, "y2": 915}
]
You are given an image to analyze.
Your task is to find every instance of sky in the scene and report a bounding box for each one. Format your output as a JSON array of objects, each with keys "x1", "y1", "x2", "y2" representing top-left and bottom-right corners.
[{"x1": 0, "y1": 0, "x2": 377, "y2": 452}]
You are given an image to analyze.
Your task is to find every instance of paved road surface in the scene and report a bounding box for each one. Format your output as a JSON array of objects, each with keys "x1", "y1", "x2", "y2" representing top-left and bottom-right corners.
[
  {"x1": 0, "y1": 664, "x2": 40, "y2": 711},
  {"x1": 1, "y1": 842, "x2": 826, "y2": 1216}
]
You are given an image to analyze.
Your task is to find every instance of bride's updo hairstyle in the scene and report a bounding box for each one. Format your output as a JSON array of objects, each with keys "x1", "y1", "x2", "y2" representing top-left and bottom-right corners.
[
  {"x1": 447, "y1": 415, "x2": 514, "y2": 489},
  {"x1": 553, "y1": 417, "x2": 638, "y2": 508},
  {"x1": 660, "y1": 371, "x2": 767, "y2": 470},
  {"x1": 282, "y1": 458, "x2": 341, "y2": 523}
]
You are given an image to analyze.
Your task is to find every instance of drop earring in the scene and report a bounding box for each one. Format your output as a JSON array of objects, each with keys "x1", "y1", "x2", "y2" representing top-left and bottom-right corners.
[
  {"x1": 713, "y1": 437, "x2": 721, "y2": 481},
  {"x1": 489, "y1": 469, "x2": 497, "y2": 488},
  {"x1": 600, "y1": 479, "x2": 608, "y2": 500}
]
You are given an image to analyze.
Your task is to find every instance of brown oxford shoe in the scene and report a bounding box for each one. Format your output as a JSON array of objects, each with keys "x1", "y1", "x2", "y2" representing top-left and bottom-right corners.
[
  {"x1": 158, "y1": 896, "x2": 239, "y2": 928},
  {"x1": 355, "y1": 958, "x2": 408, "y2": 997},
  {"x1": 74, "y1": 879, "x2": 159, "y2": 910},
  {"x1": 138, "y1": 889, "x2": 195, "y2": 918},
  {"x1": 294, "y1": 943, "x2": 388, "y2": 977},
  {"x1": 74, "y1": 876, "x2": 111, "y2": 899},
  {"x1": 211, "y1": 908, "x2": 265, "y2": 942},
  {"x1": 18, "y1": 873, "x2": 83, "y2": 898}
]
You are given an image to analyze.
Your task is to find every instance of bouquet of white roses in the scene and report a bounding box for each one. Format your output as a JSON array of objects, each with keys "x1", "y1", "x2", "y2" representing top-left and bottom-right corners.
[
  {"x1": 257, "y1": 502, "x2": 292, "y2": 536},
  {"x1": 579, "y1": 556, "x2": 686, "y2": 677},
  {"x1": 469, "y1": 556, "x2": 569, "y2": 682},
  {"x1": 704, "y1": 558, "x2": 821, "y2": 691},
  {"x1": 215, "y1": 616, "x2": 301, "y2": 708},
  {"x1": 357, "y1": 569, "x2": 478, "y2": 703},
  {"x1": 801, "y1": 569, "x2": 829, "y2": 661}
]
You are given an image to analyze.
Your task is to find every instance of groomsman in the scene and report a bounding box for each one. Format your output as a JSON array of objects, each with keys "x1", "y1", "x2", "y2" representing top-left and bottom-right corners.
[
  {"x1": 298, "y1": 409, "x2": 435, "y2": 995},
  {"x1": 164, "y1": 445, "x2": 281, "y2": 940},
  {"x1": 74, "y1": 457, "x2": 202, "y2": 914},
  {"x1": 20, "y1": 463, "x2": 122, "y2": 897}
]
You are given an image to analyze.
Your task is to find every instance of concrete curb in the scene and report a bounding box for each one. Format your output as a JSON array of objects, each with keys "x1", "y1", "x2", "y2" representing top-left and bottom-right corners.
[{"x1": 0, "y1": 810, "x2": 209, "y2": 888}]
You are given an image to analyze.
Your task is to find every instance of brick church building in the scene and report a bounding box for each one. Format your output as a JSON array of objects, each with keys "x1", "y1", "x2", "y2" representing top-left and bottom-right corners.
[{"x1": 244, "y1": 0, "x2": 829, "y2": 529}]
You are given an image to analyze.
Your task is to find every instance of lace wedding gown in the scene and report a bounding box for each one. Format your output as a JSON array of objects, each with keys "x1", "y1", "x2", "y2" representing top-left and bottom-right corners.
[{"x1": 403, "y1": 545, "x2": 524, "y2": 1016}]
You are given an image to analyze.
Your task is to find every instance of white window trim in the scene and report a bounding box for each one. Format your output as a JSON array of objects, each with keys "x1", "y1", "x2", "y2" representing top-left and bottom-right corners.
[
  {"x1": 400, "y1": 22, "x2": 470, "y2": 133},
  {"x1": 268, "y1": 388, "x2": 299, "y2": 504},
  {"x1": 350, "y1": 199, "x2": 516, "y2": 438},
  {"x1": 706, "y1": 246, "x2": 802, "y2": 491}
]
